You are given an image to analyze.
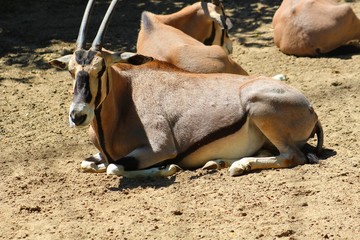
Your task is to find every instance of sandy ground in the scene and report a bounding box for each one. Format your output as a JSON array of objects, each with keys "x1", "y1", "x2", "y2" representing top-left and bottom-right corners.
[{"x1": 0, "y1": 0, "x2": 359, "y2": 239}]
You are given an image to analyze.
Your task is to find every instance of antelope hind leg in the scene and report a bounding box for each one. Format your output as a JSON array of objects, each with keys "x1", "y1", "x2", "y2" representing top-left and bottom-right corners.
[
  {"x1": 80, "y1": 152, "x2": 108, "y2": 173},
  {"x1": 202, "y1": 149, "x2": 274, "y2": 170},
  {"x1": 107, "y1": 164, "x2": 182, "y2": 178},
  {"x1": 228, "y1": 149, "x2": 307, "y2": 177}
]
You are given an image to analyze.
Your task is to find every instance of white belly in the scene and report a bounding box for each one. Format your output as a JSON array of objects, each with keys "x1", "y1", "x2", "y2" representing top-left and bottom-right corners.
[{"x1": 179, "y1": 119, "x2": 266, "y2": 168}]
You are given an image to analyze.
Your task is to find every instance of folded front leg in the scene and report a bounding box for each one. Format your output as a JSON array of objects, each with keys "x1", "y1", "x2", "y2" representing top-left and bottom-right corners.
[
  {"x1": 80, "y1": 152, "x2": 107, "y2": 173},
  {"x1": 107, "y1": 164, "x2": 182, "y2": 178},
  {"x1": 110, "y1": 114, "x2": 178, "y2": 171}
]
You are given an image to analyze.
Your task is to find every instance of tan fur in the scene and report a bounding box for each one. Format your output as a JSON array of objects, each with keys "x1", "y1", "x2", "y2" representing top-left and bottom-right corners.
[
  {"x1": 51, "y1": 50, "x2": 322, "y2": 177},
  {"x1": 136, "y1": 3, "x2": 248, "y2": 75},
  {"x1": 81, "y1": 55, "x2": 321, "y2": 176},
  {"x1": 273, "y1": 0, "x2": 360, "y2": 56},
  {"x1": 49, "y1": 0, "x2": 323, "y2": 178},
  {"x1": 153, "y1": 2, "x2": 232, "y2": 51}
]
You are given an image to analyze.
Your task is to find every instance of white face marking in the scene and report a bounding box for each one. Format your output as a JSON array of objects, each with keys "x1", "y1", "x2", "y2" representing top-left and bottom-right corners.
[
  {"x1": 68, "y1": 101, "x2": 94, "y2": 128},
  {"x1": 67, "y1": 51, "x2": 107, "y2": 129}
]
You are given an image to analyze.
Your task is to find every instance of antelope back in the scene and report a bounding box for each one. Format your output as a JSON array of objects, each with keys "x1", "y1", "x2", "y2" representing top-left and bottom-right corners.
[
  {"x1": 136, "y1": 3, "x2": 247, "y2": 75},
  {"x1": 273, "y1": 0, "x2": 360, "y2": 56},
  {"x1": 138, "y1": 0, "x2": 233, "y2": 54}
]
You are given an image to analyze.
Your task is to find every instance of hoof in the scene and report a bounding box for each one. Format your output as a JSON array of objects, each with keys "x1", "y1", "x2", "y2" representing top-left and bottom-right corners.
[
  {"x1": 106, "y1": 164, "x2": 124, "y2": 176},
  {"x1": 202, "y1": 161, "x2": 219, "y2": 170},
  {"x1": 80, "y1": 160, "x2": 107, "y2": 173},
  {"x1": 168, "y1": 164, "x2": 182, "y2": 172},
  {"x1": 84, "y1": 152, "x2": 105, "y2": 163},
  {"x1": 164, "y1": 164, "x2": 182, "y2": 176},
  {"x1": 228, "y1": 162, "x2": 251, "y2": 177},
  {"x1": 307, "y1": 153, "x2": 320, "y2": 164},
  {"x1": 202, "y1": 160, "x2": 229, "y2": 170}
]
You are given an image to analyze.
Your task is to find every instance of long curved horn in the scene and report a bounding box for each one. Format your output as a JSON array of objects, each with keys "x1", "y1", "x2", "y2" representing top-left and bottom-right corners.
[
  {"x1": 76, "y1": 0, "x2": 96, "y2": 50},
  {"x1": 91, "y1": 0, "x2": 119, "y2": 51}
]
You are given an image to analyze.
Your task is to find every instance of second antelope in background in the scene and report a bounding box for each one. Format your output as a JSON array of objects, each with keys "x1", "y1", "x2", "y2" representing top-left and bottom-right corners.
[{"x1": 137, "y1": 1, "x2": 248, "y2": 75}]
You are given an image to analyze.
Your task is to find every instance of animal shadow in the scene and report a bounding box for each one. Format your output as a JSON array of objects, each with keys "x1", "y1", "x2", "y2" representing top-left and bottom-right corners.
[
  {"x1": 322, "y1": 43, "x2": 360, "y2": 59},
  {"x1": 302, "y1": 143, "x2": 337, "y2": 161},
  {"x1": 108, "y1": 175, "x2": 177, "y2": 191}
]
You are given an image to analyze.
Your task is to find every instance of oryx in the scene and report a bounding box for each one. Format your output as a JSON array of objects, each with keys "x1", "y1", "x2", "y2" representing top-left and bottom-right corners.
[
  {"x1": 136, "y1": 0, "x2": 248, "y2": 75},
  {"x1": 273, "y1": 0, "x2": 360, "y2": 56},
  {"x1": 50, "y1": 0, "x2": 323, "y2": 178}
]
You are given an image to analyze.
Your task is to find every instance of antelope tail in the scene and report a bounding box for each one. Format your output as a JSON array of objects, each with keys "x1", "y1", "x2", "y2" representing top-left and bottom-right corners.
[{"x1": 315, "y1": 121, "x2": 324, "y2": 156}]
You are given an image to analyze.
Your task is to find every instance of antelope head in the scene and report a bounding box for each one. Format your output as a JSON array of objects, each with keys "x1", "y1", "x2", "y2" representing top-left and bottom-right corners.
[
  {"x1": 203, "y1": 0, "x2": 233, "y2": 54},
  {"x1": 49, "y1": 0, "x2": 150, "y2": 128}
]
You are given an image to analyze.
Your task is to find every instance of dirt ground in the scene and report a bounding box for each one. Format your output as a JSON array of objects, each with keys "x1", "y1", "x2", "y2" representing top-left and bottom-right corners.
[{"x1": 0, "y1": 0, "x2": 359, "y2": 239}]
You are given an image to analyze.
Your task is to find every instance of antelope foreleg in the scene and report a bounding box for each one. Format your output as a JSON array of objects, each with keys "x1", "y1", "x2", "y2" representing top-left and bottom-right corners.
[
  {"x1": 80, "y1": 152, "x2": 108, "y2": 173},
  {"x1": 106, "y1": 164, "x2": 182, "y2": 178}
]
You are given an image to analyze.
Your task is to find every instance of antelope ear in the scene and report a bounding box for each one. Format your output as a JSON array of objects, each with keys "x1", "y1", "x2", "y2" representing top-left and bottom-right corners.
[
  {"x1": 111, "y1": 52, "x2": 153, "y2": 65},
  {"x1": 126, "y1": 53, "x2": 153, "y2": 65},
  {"x1": 224, "y1": 17, "x2": 233, "y2": 30},
  {"x1": 49, "y1": 55, "x2": 72, "y2": 69},
  {"x1": 209, "y1": 12, "x2": 233, "y2": 30}
]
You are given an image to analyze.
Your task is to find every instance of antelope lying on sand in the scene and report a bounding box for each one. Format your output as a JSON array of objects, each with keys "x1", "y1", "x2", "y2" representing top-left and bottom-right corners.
[
  {"x1": 140, "y1": 0, "x2": 233, "y2": 54},
  {"x1": 273, "y1": 0, "x2": 360, "y2": 56},
  {"x1": 50, "y1": 0, "x2": 323, "y2": 178},
  {"x1": 137, "y1": 1, "x2": 248, "y2": 75}
]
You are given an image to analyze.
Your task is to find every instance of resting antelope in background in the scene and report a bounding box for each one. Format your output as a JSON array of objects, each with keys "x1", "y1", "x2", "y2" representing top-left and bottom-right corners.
[
  {"x1": 136, "y1": 1, "x2": 248, "y2": 75},
  {"x1": 273, "y1": 0, "x2": 360, "y2": 56},
  {"x1": 50, "y1": 0, "x2": 323, "y2": 178},
  {"x1": 141, "y1": 0, "x2": 234, "y2": 54}
]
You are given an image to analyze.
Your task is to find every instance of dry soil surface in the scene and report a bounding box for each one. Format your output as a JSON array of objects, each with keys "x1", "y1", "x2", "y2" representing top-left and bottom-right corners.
[{"x1": 0, "y1": 0, "x2": 359, "y2": 239}]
